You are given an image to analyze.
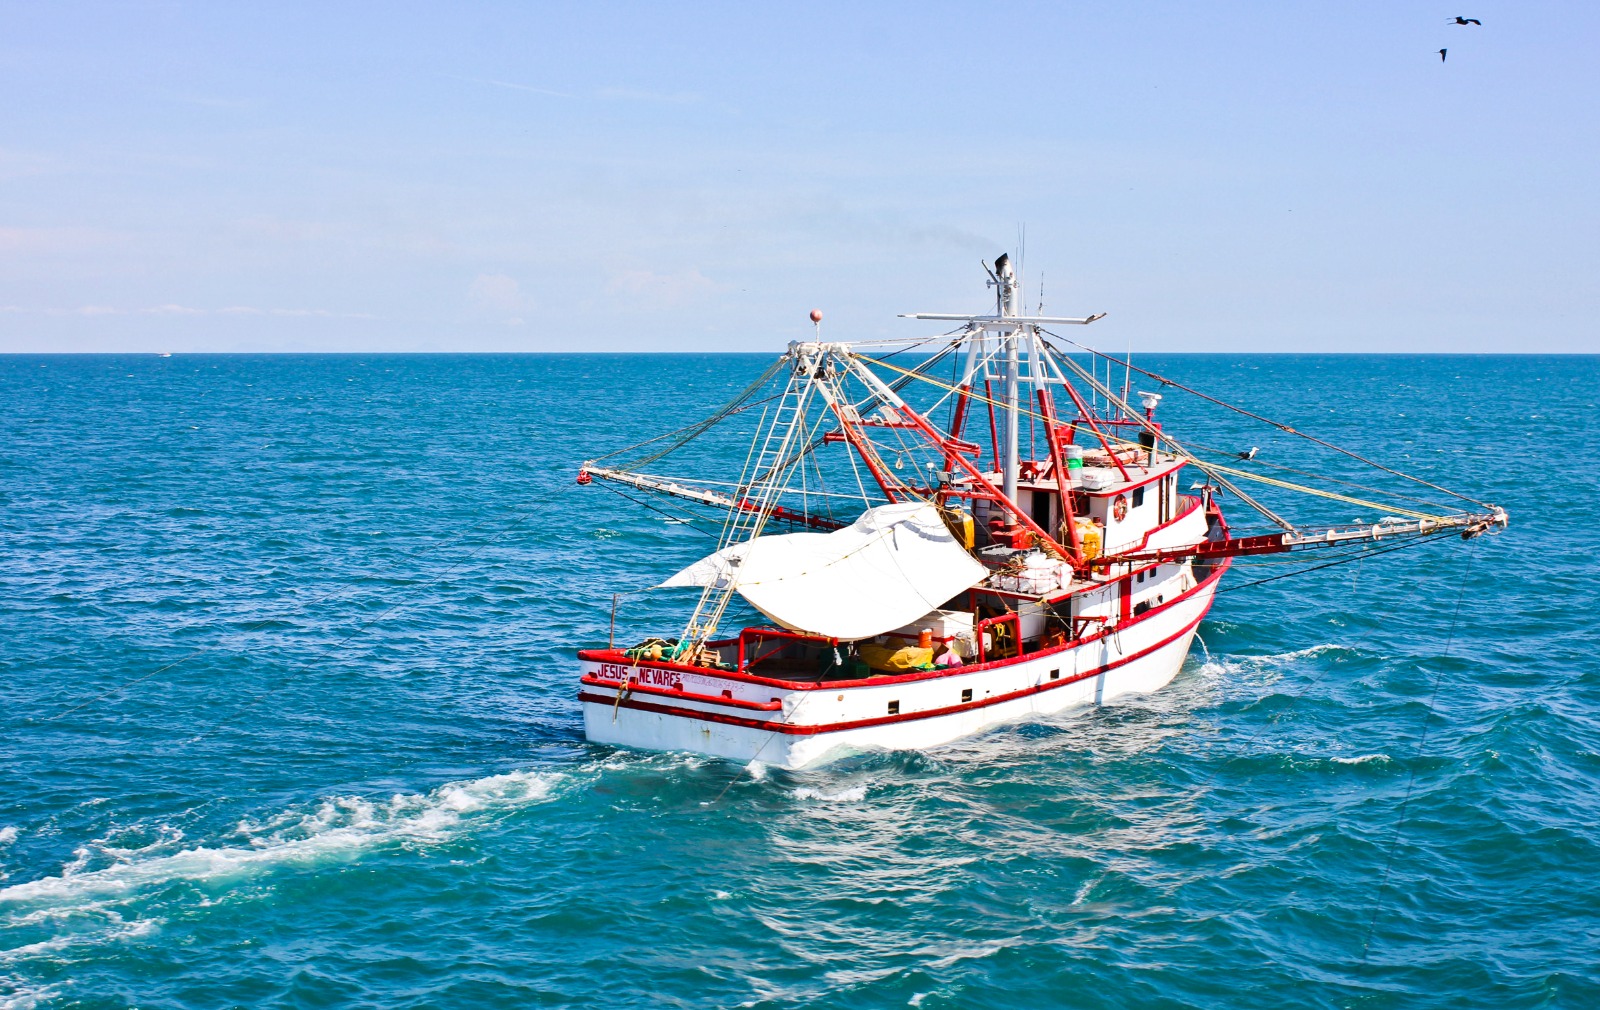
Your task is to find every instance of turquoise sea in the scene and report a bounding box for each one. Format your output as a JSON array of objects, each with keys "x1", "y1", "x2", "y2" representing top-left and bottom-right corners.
[{"x1": 1, "y1": 352, "x2": 1595, "y2": 1009}]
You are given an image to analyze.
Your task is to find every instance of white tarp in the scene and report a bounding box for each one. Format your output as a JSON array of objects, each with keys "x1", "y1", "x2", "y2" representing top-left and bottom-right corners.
[{"x1": 660, "y1": 502, "x2": 988, "y2": 641}]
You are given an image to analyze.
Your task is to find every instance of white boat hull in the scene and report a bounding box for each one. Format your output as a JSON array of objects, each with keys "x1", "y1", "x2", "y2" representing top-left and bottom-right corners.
[{"x1": 579, "y1": 563, "x2": 1223, "y2": 769}]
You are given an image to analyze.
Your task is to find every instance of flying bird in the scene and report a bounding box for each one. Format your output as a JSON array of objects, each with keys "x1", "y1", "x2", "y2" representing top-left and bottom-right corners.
[
  {"x1": 1438, "y1": 48, "x2": 1448, "y2": 62},
  {"x1": 1237, "y1": 447, "x2": 1259, "y2": 461},
  {"x1": 1449, "y1": 17, "x2": 1482, "y2": 25}
]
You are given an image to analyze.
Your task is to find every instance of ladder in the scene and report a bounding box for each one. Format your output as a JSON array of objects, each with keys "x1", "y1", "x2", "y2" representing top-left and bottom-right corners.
[{"x1": 681, "y1": 348, "x2": 821, "y2": 644}]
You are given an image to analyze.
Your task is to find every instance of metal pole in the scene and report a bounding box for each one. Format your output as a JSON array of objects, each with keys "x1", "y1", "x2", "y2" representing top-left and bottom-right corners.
[
  {"x1": 610, "y1": 593, "x2": 618, "y2": 649},
  {"x1": 997, "y1": 255, "x2": 1020, "y2": 506}
]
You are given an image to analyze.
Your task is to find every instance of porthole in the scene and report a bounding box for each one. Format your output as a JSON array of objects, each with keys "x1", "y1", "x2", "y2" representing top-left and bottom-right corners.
[{"x1": 887, "y1": 700, "x2": 900, "y2": 715}]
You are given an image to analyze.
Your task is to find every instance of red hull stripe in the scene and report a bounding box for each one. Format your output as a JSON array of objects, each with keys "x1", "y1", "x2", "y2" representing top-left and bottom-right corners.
[
  {"x1": 577, "y1": 674, "x2": 783, "y2": 711},
  {"x1": 580, "y1": 597, "x2": 1215, "y2": 737}
]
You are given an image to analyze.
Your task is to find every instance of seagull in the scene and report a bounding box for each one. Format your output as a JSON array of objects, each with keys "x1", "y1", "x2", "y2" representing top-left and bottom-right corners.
[
  {"x1": 1237, "y1": 447, "x2": 1259, "y2": 460},
  {"x1": 1449, "y1": 17, "x2": 1482, "y2": 26},
  {"x1": 1438, "y1": 48, "x2": 1448, "y2": 62}
]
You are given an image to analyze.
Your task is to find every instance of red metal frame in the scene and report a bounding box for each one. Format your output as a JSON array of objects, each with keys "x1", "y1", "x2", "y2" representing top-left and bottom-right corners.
[
  {"x1": 892, "y1": 402, "x2": 1067, "y2": 554},
  {"x1": 1036, "y1": 387, "x2": 1084, "y2": 566},
  {"x1": 974, "y1": 611, "x2": 1021, "y2": 663},
  {"x1": 738, "y1": 627, "x2": 839, "y2": 672},
  {"x1": 1056, "y1": 377, "x2": 1132, "y2": 482}
]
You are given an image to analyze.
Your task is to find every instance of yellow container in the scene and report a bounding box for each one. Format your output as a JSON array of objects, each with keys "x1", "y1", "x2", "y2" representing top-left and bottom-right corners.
[{"x1": 1074, "y1": 518, "x2": 1103, "y2": 560}]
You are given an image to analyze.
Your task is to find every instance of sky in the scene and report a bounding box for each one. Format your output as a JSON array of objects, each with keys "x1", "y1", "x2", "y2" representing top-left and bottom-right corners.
[{"x1": 0, "y1": 1, "x2": 1595, "y2": 353}]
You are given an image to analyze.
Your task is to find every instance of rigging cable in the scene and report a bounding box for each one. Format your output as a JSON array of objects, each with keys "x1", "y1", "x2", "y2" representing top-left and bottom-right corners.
[
  {"x1": 865, "y1": 352, "x2": 1472, "y2": 527},
  {"x1": 1042, "y1": 334, "x2": 1497, "y2": 511},
  {"x1": 591, "y1": 481, "x2": 723, "y2": 540},
  {"x1": 590, "y1": 357, "x2": 787, "y2": 471},
  {"x1": 1214, "y1": 532, "x2": 1458, "y2": 595},
  {"x1": 1360, "y1": 544, "x2": 1476, "y2": 964}
]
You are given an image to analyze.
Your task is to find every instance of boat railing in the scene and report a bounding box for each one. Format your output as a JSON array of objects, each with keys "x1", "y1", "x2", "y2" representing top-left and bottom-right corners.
[
  {"x1": 974, "y1": 612, "x2": 1022, "y2": 664},
  {"x1": 738, "y1": 627, "x2": 839, "y2": 673}
]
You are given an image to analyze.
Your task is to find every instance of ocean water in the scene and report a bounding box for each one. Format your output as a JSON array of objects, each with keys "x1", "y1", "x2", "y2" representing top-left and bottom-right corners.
[{"x1": 1, "y1": 352, "x2": 1595, "y2": 1009}]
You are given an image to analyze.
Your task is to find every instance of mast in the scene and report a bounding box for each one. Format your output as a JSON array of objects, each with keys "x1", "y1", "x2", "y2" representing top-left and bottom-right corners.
[
  {"x1": 996, "y1": 254, "x2": 1021, "y2": 505},
  {"x1": 898, "y1": 254, "x2": 1105, "y2": 547}
]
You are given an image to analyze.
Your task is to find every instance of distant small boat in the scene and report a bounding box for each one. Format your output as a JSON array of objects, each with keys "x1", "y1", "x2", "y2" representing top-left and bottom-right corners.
[
  {"x1": 158, "y1": 352, "x2": 172, "y2": 358},
  {"x1": 575, "y1": 252, "x2": 1506, "y2": 768}
]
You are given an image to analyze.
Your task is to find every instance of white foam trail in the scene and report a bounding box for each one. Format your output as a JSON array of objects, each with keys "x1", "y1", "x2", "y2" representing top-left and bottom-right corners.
[
  {"x1": 1332, "y1": 753, "x2": 1391, "y2": 765},
  {"x1": 1249, "y1": 643, "x2": 1344, "y2": 664},
  {"x1": 0, "y1": 978, "x2": 62, "y2": 1009},
  {"x1": 0, "y1": 829, "x2": 17, "y2": 848},
  {"x1": 0, "y1": 769, "x2": 560, "y2": 910},
  {"x1": 793, "y1": 785, "x2": 868, "y2": 803},
  {"x1": 0, "y1": 916, "x2": 157, "y2": 963}
]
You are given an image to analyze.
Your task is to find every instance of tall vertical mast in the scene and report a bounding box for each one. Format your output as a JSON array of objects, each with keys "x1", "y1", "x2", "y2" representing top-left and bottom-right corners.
[{"x1": 996, "y1": 254, "x2": 1021, "y2": 505}]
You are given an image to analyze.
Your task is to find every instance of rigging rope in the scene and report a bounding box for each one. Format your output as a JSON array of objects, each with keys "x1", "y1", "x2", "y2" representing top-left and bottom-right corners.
[
  {"x1": 863, "y1": 354, "x2": 1457, "y2": 525},
  {"x1": 592, "y1": 481, "x2": 723, "y2": 540},
  {"x1": 1359, "y1": 545, "x2": 1475, "y2": 965},
  {"x1": 1040, "y1": 341, "x2": 1297, "y2": 531},
  {"x1": 589, "y1": 358, "x2": 787, "y2": 471},
  {"x1": 1042, "y1": 335, "x2": 1497, "y2": 511},
  {"x1": 1213, "y1": 532, "x2": 1457, "y2": 595}
]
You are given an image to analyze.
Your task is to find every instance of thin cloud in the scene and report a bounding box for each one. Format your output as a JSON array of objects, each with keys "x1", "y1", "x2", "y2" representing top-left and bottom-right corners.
[
  {"x1": 1, "y1": 304, "x2": 376, "y2": 319},
  {"x1": 0, "y1": 226, "x2": 125, "y2": 254},
  {"x1": 218, "y1": 306, "x2": 378, "y2": 319},
  {"x1": 607, "y1": 266, "x2": 722, "y2": 307},
  {"x1": 596, "y1": 87, "x2": 699, "y2": 105},
  {"x1": 443, "y1": 74, "x2": 697, "y2": 104},
  {"x1": 467, "y1": 273, "x2": 533, "y2": 325},
  {"x1": 157, "y1": 91, "x2": 252, "y2": 110},
  {"x1": 441, "y1": 73, "x2": 573, "y2": 98}
]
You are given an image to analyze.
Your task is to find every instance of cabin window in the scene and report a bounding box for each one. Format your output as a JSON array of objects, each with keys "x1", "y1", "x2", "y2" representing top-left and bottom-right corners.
[
  {"x1": 1136, "y1": 570, "x2": 1145, "y2": 583},
  {"x1": 961, "y1": 688, "x2": 972, "y2": 703},
  {"x1": 1049, "y1": 669, "x2": 1060, "y2": 680},
  {"x1": 887, "y1": 700, "x2": 900, "y2": 715},
  {"x1": 1133, "y1": 601, "x2": 1152, "y2": 616},
  {"x1": 1132, "y1": 486, "x2": 1145, "y2": 508}
]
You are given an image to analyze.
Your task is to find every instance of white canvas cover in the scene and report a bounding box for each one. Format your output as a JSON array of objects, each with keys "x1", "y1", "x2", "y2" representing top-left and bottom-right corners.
[{"x1": 660, "y1": 502, "x2": 988, "y2": 641}]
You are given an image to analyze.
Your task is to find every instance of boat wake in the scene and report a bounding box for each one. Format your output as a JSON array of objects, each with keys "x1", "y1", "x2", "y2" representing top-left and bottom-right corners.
[
  {"x1": 792, "y1": 784, "x2": 870, "y2": 803},
  {"x1": 0, "y1": 977, "x2": 61, "y2": 1010},
  {"x1": 0, "y1": 769, "x2": 563, "y2": 962}
]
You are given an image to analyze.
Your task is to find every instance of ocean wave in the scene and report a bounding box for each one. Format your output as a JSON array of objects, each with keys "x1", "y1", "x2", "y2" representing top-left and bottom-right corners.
[
  {"x1": 1235, "y1": 643, "x2": 1353, "y2": 665},
  {"x1": 792, "y1": 784, "x2": 869, "y2": 803}
]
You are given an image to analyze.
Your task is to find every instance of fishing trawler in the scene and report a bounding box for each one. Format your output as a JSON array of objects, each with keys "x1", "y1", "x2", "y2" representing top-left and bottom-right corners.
[{"x1": 574, "y1": 255, "x2": 1506, "y2": 768}]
